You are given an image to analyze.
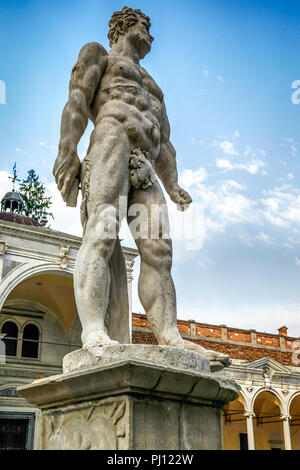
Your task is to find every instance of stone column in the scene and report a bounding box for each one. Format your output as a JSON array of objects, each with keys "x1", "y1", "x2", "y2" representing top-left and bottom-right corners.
[
  {"x1": 279, "y1": 335, "x2": 286, "y2": 350},
  {"x1": 250, "y1": 329, "x2": 257, "y2": 345},
  {"x1": 220, "y1": 325, "x2": 228, "y2": 342},
  {"x1": 0, "y1": 239, "x2": 7, "y2": 280},
  {"x1": 125, "y1": 255, "x2": 135, "y2": 342},
  {"x1": 244, "y1": 412, "x2": 255, "y2": 450},
  {"x1": 189, "y1": 320, "x2": 196, "y2": 338},
  {"x1": 281, "y1": 414, "x2": 292, "y2": 450}
]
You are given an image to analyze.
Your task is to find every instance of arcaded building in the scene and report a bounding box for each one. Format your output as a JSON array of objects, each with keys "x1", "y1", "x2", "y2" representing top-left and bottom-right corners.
[{"x1": 0, "y1": 189, "x2": 299, "y2": 450}]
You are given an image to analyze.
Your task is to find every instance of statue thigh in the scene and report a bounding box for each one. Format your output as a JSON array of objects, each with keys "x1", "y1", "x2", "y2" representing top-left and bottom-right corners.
[
  {"x1": 127, "y1": 181, "x2": 172, "y2": 270},
  {"x1": 84, "y1": 118, "x2": 131, "y2": 238}
]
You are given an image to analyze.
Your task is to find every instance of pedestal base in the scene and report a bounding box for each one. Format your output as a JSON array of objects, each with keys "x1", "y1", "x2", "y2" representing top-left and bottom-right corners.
[{"x1": 18, "y1": 345, "x2": 239, "y2": 450}]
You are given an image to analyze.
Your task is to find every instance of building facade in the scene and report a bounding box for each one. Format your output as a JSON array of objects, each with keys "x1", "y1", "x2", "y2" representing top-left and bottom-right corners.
[{"x1": 133, "y1": 314, "x2": 300, "y2": 450}]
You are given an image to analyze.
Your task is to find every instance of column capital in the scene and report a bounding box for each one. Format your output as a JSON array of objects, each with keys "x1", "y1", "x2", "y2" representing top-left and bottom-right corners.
[
  {"x1": 281, "y1": 414, "x2": 291, "y2": 421},
  {"x1": 244, "y1": 411, "x2": 255, "y2": 418},
  {"x1": 125, "y1": 257, "x2": 135, "y2": 281}
]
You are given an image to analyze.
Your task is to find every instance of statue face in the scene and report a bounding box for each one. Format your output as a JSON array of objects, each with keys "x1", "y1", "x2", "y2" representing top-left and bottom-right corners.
[{"x1": 126, "y1": 17, "x2": 154, "y2": 59}]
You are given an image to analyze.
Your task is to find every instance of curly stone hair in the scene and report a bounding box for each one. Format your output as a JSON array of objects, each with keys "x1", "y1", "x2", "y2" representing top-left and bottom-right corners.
[{"x1": 108, "y1": 6, "x2": 151, "y2": 47}]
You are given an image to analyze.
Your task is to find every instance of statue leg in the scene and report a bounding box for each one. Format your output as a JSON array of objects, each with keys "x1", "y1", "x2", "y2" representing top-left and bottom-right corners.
[
  {"x1": 128, "y1": 181, "x2": 184, "y2": 347},
  {"x1": 128, "y1": 181, "x2": 231, "y2": 370},
  {"x1": 74, "y1": 118, "x2": 130, "y2": 349}
]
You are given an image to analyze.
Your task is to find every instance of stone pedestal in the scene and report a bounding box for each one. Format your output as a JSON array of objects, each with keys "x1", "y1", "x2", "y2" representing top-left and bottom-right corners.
[{"x1": 18, "y1": 345, "x2": 239, "y2": 450}]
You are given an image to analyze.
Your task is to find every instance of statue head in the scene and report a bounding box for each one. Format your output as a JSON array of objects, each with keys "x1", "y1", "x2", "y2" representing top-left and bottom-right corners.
[{"x1": 108, "y1": 6, "x2": 153, "y2": 58}]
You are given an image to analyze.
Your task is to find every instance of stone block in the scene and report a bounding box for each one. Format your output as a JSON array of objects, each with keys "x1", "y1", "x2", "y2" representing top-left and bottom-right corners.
[{"x1": 18, "y1": 345, "x2": 239, "y2": 450}]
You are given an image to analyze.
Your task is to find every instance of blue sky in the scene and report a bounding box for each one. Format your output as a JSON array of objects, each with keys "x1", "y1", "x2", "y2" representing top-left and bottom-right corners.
[{"x1": 1, "y1": 0, "x2": 300, "y2": 335}]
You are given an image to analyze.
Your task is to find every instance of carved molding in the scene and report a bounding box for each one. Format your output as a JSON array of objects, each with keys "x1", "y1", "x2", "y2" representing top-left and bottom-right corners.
[
  {"x1": 125, "y1": 256, "x2": 135, "y2": 281},
  {"x1": 59, "y1": 245, "x2": 70, "y2": 269},
  {"x1": 0, "y1": 240, "x2": 7, "y2": 255}
]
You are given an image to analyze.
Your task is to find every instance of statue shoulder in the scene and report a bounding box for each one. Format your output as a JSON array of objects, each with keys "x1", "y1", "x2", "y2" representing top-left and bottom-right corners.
[
  {"x1": 77, "y1": 42, "x2": 108, "y2": 65},
  {"x1": 71, "y1": 42, "x2": 108, "y2": 85}
]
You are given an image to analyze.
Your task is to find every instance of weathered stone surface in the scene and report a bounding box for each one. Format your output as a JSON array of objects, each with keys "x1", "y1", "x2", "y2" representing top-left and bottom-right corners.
[
  {"x1": 18, "y1": 347, "x2": 239, "y2": 450},
  {"x1": 63, "y1": 343, "x2": 210, "y2": 374},
  {"x1": 52, "y1": 6, "x2": 231, "y2": 370},
  {"x1": 41, "y1": 397, "x2": 130, "y2": 450}
]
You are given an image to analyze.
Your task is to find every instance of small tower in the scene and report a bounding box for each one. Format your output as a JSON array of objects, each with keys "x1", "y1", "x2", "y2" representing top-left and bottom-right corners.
[
  {"x1": 1, "y1": 191, "x2": 24, "y2": 214},
  {"x1": 0, "y1": 164, "x2": 41, "y2": 227}
]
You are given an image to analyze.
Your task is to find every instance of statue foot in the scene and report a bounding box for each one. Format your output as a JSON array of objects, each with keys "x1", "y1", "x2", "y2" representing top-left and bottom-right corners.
[
  {"x1": 82, "y1": 330, "x2": 119, "y2": 350},
  {"x1": 183, "y1": 340, "x2": 231, "y2": 372}
]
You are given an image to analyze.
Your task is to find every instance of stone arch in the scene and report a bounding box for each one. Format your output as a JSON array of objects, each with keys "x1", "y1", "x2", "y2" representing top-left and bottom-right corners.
[
  {"x1": 251, "y1": 387, "x2": 284, "y2": 413},
  {"x1": 0, "y1": 262, "x2": 74, "y2": 311},
  {"x1": 288, "y1": 392, "x2": 300, "y2": 450},
  {"x1": 0, "y1": 263, "x2": 77, "y2": 336},
  {"x1": 237, "y1": 388, "x2": 250, "y2": 411},
  {"x1": 0, "y1": 316, "x2": 21, "y2": 332},
  {"x1": 0, "y1": 318, "x2": 20, "y2": 357},
  {"x1": 222, "y1": 391, "x2": 248, "y2": 449},
  {"x1": 252, "y1": 388, "x2": 285, "y2": 450},
  {"x1": 288, "y1": 391, "x2": 300, "y2": 413},
  {"x1": 0, "y1": 382, "x2": 25, "y2": 397}
]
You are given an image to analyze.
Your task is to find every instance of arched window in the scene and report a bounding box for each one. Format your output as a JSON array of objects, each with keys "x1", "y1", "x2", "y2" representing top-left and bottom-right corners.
[
  {"x1": 21, "y1": 324, "x2": 39, "y2": 359},
  {"x1": 1, "y1": 322, "x2": 18, "y2": 356}
]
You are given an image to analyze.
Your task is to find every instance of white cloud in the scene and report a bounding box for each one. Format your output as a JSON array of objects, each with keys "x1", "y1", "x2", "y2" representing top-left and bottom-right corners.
[
  {"x1": 0, "y1": 170, "x2": 15, "y2": 195},
  {"x1": 178, "y1": 169, "x2": 258, "y2": 240},
  {"x1": 234, "y1": 130, "x2": 240, "y2": 138},
  {"x1": 261, "y1": 186, "x2": 300, "y2": 228},
  {"x1": 213, "y1": 193, "x2": 256, "y2": 224},
  {"x1": 217, "y1": 75, "x2": 224, "y2": 82},
  {"x1": 281, "y1": 139, "x2": 298, "y2": 156},
  {"x1": 203, "y1": 69, "x2": 209, "y2": 76},
  {"x1": 220, "y1": 180, "x2": 246, "y2": 192},
  {"x1": 291, "y1": 145, "x2": 297, "y2": 156},
  {"x1": 39, "y1": 141, "x2": 46, "y2": 147},
  {"x1": 179, "y1": 168, "x2": 207, "y2": 189},
  {"x1": 216, "y1": 158, "x2": 266, "y2": 175},
  {"x1": 216, "y1": 158, "x2": 234, "y2": 170},
  {"x1": 243, "y1": 145, "x2": 267, "y2": 158},
  {"x1": 46, "y1": 182, "x2": 82, "y2": 236},
  {"x1": 256, "y1": 232, "x2": 274, "y2": 245},
  {"x1": 174, "y1": 302, "x2": 300, "y2": 336},
  {"x1": 296, "y1": 258, "x2": 300, "y2": 266},
  {"x1": 189, "y1": 137, "x2": 203, "y2": 146},
  {"x1": 15, "y1": 147, "x2": 21, "y2": 152},
  {"x1": 216, "y1": 140, "x2": 239, "y2": 156}
]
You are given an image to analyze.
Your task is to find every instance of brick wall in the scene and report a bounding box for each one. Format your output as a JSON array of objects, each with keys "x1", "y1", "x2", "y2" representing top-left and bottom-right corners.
[{"x1": 132, "y1": 313, "x2": 300, "y2": 367}]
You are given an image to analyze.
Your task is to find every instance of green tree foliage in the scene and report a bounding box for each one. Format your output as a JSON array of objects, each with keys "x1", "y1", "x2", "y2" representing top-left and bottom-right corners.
[{"x1": 19, "y1": 169, "x2": 53, "y2": 225}]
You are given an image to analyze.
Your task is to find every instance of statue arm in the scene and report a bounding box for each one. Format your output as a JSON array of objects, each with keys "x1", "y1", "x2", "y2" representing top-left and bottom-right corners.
[
  {"x1": 155, "y1": 99, "x2": 192, "y2": 210},
  {"x1": 53, "y1": 42, "x2": 108, "y2": 203}
]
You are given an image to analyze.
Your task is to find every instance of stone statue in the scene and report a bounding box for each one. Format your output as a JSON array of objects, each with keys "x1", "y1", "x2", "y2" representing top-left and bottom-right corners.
[{"x1": 53, "y1": 6, "x2": 230, "y2": 371}]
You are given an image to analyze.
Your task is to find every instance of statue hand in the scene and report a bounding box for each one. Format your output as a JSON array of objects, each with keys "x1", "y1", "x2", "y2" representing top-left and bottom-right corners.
[
  {"x1": 169, "y1": 184, "x2": 192, "y2": 211},
  {"x1": 53, "y1": 149, "x2": 81, "y2": 202}
]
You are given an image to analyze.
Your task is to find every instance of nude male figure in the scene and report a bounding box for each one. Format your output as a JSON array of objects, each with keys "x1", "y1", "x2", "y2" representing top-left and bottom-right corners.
[{"x1": 53, "y1": 7, "x2": 230, "y2": 371}]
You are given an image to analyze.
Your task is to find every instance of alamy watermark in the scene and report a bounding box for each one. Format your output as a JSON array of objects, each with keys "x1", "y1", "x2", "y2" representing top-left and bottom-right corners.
[
  {"x1": 291, "y1": 80, "x2": 300, "y2": 104},
  {"x1": 0, "y1": 80, "x2": 6, "y2": 104},
  {"x1": 94, "y1": 196, "x2": 205, "y2": 251}
]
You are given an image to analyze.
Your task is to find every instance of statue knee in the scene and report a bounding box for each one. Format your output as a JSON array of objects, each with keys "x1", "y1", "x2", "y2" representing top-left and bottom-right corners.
[{"x1": 85, "y1": 204, "x2": 119, "y2": 259}]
